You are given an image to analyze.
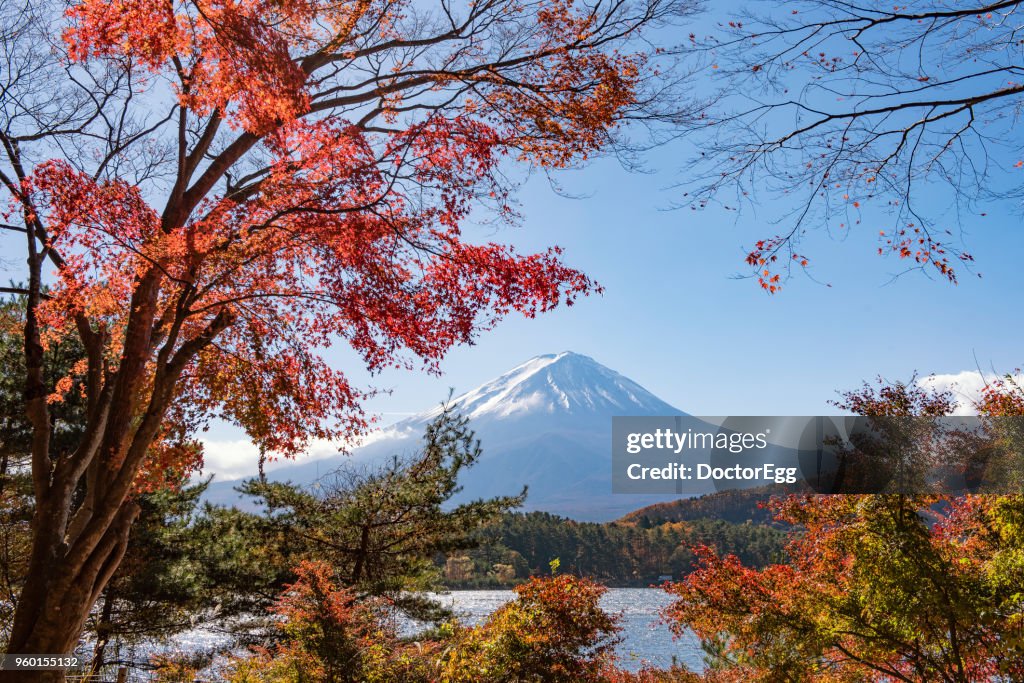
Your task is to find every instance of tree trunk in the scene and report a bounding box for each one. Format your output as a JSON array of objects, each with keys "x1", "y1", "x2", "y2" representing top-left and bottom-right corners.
[
  {"x1": 89, "y1": 590, "x2": 116, "y2": 677},
  {"x1": 351, "y1": 524, "x2": 372, "y2": 583},
  {"x1": 2, "y1": 263, "x2": 213, "y2": 680},
  {"x1": 0, "y1": 502, "x2": 138, "y2": 683}
]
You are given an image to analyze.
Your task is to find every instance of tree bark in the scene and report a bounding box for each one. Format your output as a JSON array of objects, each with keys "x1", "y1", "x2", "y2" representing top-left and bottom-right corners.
[
  {"x1": 0, "y1": 501, "x2": 138, "y2": 683},
  {"x1": 351, "y1": 524, "x2": 372, "y2": 583},
  {"x1": 88, "y1": 589, "x2": 116, "y2": 677},
  {"x1": 4, "y1": 269, "x2": 162, "y2": 681},
  {"x1": 0, "y1": 224, "x2": 238, "y2": 676}
]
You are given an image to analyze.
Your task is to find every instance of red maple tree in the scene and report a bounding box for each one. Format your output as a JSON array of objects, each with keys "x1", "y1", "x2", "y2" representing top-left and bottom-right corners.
[{"x1": 0, "y1": 0, "x2": 692, "y2": 673}]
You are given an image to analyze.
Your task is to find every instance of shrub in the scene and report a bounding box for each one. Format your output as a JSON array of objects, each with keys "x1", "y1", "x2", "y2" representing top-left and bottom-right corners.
[{"x1": 439, "y1": 574, "x2": 621, "y2": 682}]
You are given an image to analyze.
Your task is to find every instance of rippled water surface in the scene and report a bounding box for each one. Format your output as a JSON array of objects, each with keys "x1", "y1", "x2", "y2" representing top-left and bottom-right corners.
[
  {"x1": 144, "y1": 588, "x2": 702, "y2": 675},
  {"x1": 411, "y1": 588, "x2": 702, "y2": 672}
]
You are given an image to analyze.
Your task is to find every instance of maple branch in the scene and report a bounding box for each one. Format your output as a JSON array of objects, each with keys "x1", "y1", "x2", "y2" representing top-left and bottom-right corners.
[
  {"x1": 182, "y1": 111, "x2": 222, "y2": 183},
  {"x1": 66, "y1": 305, "x2": 234, "y2": 576},
  {"x1": 172, "y1": 131, "x2": 258, "y2": 230},
  {"x1": 744, "y1": 86, "x2": 1024, "y2": 155},
  {"x1": 22, "y1": 191, "x2": 51, "y2": 503},
  {"x1": 62, "y1": 381, "x2": 116, "y2": 547},
  {"x1": 672, "y1": 0, "x2": 1024, "y2": 287},
  {"x1": 91, "y1": 101, "x2": 178, "y2": 181}
]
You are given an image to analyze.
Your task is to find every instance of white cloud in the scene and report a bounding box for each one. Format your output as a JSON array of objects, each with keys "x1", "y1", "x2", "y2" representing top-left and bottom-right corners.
[
  {"x1": 916, "y1": 371, "x2": 1024, "y2": 416},
  {"x1": 198, "y1": 436, "x2": 345, "y2": 482},
  {"x1": 197, "y1": 423, "x2": 417, "y2": 482}
]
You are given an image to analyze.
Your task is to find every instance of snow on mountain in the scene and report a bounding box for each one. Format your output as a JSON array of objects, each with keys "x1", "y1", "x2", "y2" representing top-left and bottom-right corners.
[
  {"x1": 391, "y1": 351, "x2": 678, "y2": 431},
  {"x1": 204, "y1": 352, "x2": 685, "y2": 520},
  {"x1": 431, "y1": 351, "x2": 672, "y2": 420}
]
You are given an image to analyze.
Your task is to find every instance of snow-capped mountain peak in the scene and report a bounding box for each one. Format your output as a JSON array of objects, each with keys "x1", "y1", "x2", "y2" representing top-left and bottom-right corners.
[
  {"x1": 203, "y1": 351, "x2": 683, "y2": 520},
  {"x1": 411, "y1": 351, "x2": 678, "y2": 425}
]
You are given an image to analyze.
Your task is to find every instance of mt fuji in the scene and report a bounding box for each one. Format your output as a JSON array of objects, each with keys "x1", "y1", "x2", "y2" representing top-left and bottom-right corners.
[{"x1": 204, "y1": 352, "x2": 686, "y2": 521}]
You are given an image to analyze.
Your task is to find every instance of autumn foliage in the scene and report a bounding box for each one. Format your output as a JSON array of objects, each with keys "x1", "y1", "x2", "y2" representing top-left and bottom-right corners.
[
  {"x1": 0, "y1": 0, "x2": 691, "y2": 667},
  {"x1": 666, "y1": 495, "x2": 1024, "y2": 682},
  {"x1": 229, "y1": 566, "x2": 626, "y2": 683},
  {"x1": 439, "y1": 574, "x2": 621, "y2": 682},
  {"x1": 663, "y1": 379, "x2": 1024, "y2": 682},
  {"x1": 228, "y1": 559, "x2": 439, "y2": 683}
]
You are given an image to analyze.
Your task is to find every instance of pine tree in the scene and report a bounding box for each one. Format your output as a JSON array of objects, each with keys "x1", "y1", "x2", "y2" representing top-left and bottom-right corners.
[{"x1": 243, "y1": 402, "x2": 525, "y2": 621}]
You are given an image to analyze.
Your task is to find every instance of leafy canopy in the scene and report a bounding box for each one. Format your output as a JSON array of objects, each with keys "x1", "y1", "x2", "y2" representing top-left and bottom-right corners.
[{"x1": 664, "y1": 378, "x2": 1024, "y2": 682}]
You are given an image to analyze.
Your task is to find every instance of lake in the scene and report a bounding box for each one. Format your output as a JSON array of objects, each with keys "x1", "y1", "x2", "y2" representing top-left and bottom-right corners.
[
  {"x1": 409, "y1": 588, "x2": 703, "y2": 673},
  {"x1": 148, "y1": 588, "x2": 703, "y2": 675}
]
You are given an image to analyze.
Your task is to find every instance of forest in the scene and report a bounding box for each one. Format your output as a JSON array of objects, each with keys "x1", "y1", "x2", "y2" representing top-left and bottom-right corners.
[{"x1": 449, "y1": 508, "x2": 786, "y2": 588}]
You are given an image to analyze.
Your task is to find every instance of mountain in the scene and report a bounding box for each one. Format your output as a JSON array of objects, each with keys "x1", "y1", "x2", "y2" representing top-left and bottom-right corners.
[{"x1": 203, "y1": 352, "x2": 685, "y2": 521}]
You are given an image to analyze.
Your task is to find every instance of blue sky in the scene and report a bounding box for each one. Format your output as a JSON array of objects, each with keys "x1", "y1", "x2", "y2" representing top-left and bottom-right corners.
[
  {"x1": 320, "y1": 138, "x2": 1024, "y2": 422},
  {"x1": 318, "y1": 2, "x2": 1024, "y2": 426},
  {"x1": 202, "y1": 138, "x2": 1024, "y2": 478},
  {"x1": 6, "y1": 1, "x2": 1024, "y2": 479}
]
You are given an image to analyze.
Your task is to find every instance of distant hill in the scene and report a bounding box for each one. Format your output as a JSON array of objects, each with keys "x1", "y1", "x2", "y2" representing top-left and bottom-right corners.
[
  {"x1": 445, "y1": 487, "x2": 811, "y2": 587},
  {"x1": 446, "y1": 504, "x2": 791, "y2": 588},
  {"x1": 618, "y1": 484, "x2": 810, "y2": 527}
]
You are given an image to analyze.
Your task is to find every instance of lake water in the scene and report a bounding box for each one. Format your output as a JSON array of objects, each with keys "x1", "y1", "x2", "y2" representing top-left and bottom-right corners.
[
  {"x1": 149, "y1": 588, "x2": 703, "y2": 675},
  {"x1": 410, "y1": 588, "x2": 703, "y2": 672}
]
